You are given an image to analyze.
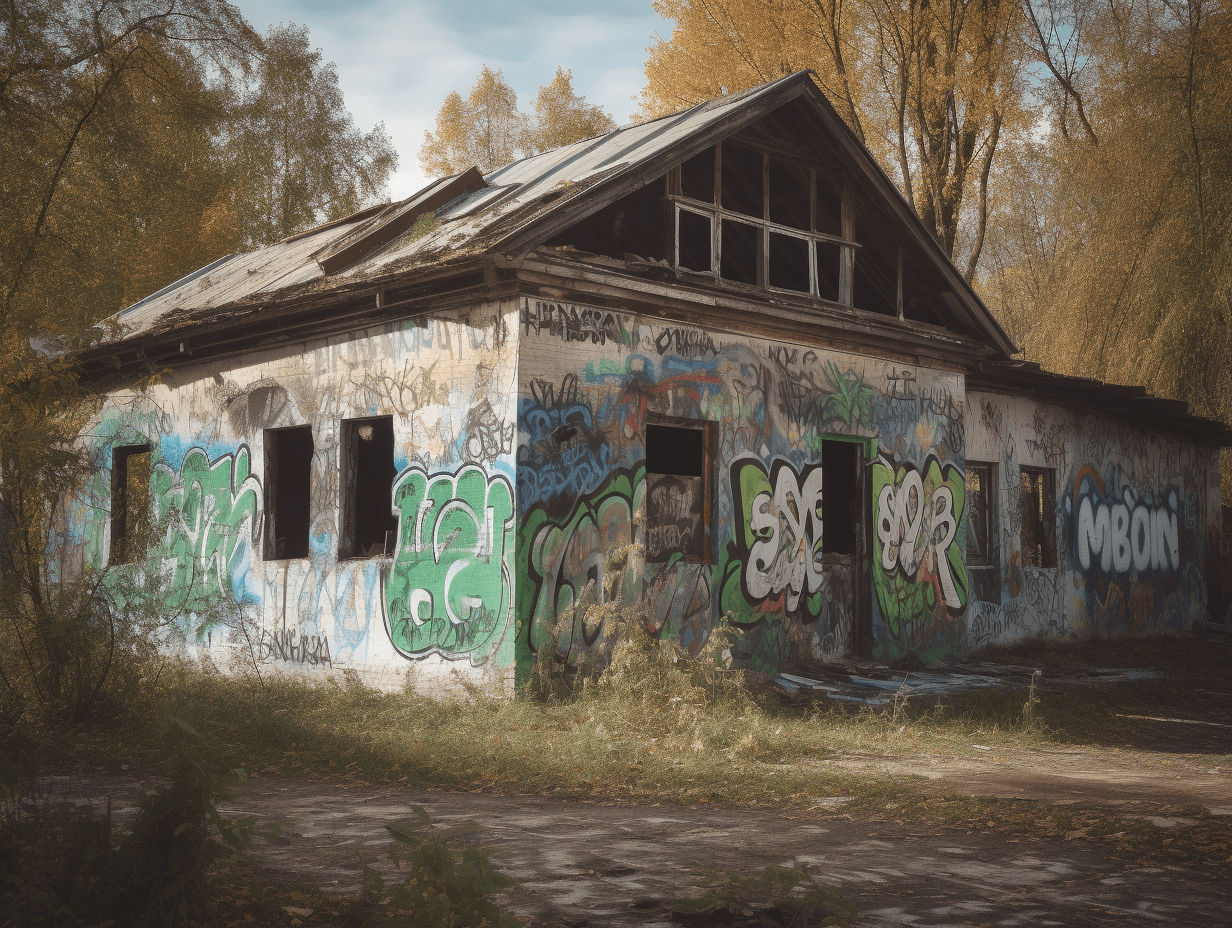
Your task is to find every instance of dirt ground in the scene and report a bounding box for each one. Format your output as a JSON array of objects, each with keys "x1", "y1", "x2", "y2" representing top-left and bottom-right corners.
[
  {"x1": 47, "y1": 746, "x2": 1232, "y2": 928},
  {"x1": 818, "y1": 743, "x2": 1232, "y2": 819}
]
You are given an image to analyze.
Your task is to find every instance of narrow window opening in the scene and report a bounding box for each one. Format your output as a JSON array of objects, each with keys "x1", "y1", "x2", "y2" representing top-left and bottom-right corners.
[
  {"x1": 264, "y1": 426, "x2": 313, "y2": 560},
  {"x1": 720, "y1": 142, "x2": 763, "y2": 218},
  {"x1": 677, "y1": 208, "x2": 713, "y2": 272},
  {"x1": 965, "y1": 462, "x2": 996, "y2": 568},
  {"x1": 111, "y1": 444, "x2": 151, "y2": 564},
  {"x1": 769, "y1": 232, "x2": 810, "y2": 292},
  {"x1": 646, "y1": 421, "x2": 709, "y2": 562},
  {"x1": 720, "y1": 218, "x2": 760, "y2": 285},
  {"x1": 822, "y1": 440, "x2": 857, "y2": 555},
  {"x1": 814, "y1": 173, "x2": 842, "y2": 237},
  {"x1": 1019, "y1": 466, "x2": 1055, "y2": 568},
  {"x1": 342, "y1": 416, "x2": 397, "y2": 559},
  {"x1": 853, "y1": 221, "x2": 898, "y2": 316},
  {"x1": 815, "y1": 241, "x2": 842, "y2": 302},
  {"x1": 769, "y1": 158, "x2": 809, "y2": 230},
  {"x1": 680, "y1": 146, "x2": 715, "y2": 202}
]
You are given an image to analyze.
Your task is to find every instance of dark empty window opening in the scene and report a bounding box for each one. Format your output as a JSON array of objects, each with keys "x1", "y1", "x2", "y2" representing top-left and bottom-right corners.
[
  {"x1": 720, "y1": 218, "x2": 760, "y2": 286},
  {"x1": 677, "y1": 207, "x2": 713, "y2": 272},
  {"x1": 721, "y1": 142, "x2": 764, "y2": 218},
  {"x1": 965, "y1": 462, "x2": 996, "y2": 568},
  {"x1": 815, "y1": 241, "x2": 842, "y2": 302},
  {"x1": 821, "y1": 440, "x2": 857, "y2": 555},
  {"x1": 769, "y1": 232, "x2": 810, "y2": 292},
  {"x1": 814, "y1": 174, "x2": 843, "y2": 237},
  {"x1": 853, "y1": 222, "x2": 898, "y2": 316},
  {"x1": 646, "y1": 421, "x2": 710, "y2": 563},
  {"x1": 264, "y1": 426, "x2": 313, "y2": 560},
  {"x1": 342, "y1": 416, "x2": 397, "y2": 559},
  {"x1": 680, "y1": 146, "x2": 715, "y2": 202},
  {"x1": 546, "y1": 179, "x2": 668, "y2": 263},
  {"x1": 111, "y1": 444, "x2": 151, "y2": 564},
  {"x1": 1019, "y1": 467, "x2": 1055, "y2": 568},
  {"x1": 769, "y1": 158, "x2": 809, "y2": 230}
]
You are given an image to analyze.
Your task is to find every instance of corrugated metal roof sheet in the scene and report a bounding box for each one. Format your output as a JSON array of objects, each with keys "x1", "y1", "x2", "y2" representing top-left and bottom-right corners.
[{"x1": 99, "y1": 74, "x2": 803, "y2": 343}]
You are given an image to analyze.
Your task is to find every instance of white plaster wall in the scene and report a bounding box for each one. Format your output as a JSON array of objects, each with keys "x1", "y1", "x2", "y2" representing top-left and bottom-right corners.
[{"x1": 68, "y1": 303, "x2": 520, "y2": 696}]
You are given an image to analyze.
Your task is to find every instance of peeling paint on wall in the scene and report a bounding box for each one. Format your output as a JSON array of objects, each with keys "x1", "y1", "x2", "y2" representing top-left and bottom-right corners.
[{"x1": 962, "y1": 393, "x2": 1217, "y2": 650}]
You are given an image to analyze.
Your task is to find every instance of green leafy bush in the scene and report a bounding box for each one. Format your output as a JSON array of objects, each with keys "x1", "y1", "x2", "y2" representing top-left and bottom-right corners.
[{"x1": 360, "y1": 805, "x2": 518, "y2": 927}]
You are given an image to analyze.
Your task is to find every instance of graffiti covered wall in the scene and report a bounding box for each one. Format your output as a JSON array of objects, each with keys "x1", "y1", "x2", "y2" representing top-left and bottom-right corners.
[
  {"x1": 961, "y1": 393, "x2": 1221, "y2": 649},
  {"x1": 515, "y1": 298, "x2": 971, "y2": 670},
  {"x1": 64, "y1": 304, "x2": 520, "y2": 695}
]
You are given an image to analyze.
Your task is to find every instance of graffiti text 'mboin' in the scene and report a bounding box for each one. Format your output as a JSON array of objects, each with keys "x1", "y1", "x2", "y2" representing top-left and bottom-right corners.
[{"x1": 1072, "y1": 467, "x2": 1180, "y2": 575}]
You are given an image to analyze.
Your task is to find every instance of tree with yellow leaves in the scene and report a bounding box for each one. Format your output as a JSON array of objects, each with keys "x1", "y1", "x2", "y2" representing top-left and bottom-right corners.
[
  {"x1": 530, "y1": 68, "x2": 617, "y2": 152},
  {"x1": 420, "y1": 66, "x2": 617, "y2": 177},
  {"x1": 986, "y1": 0, "x2": 1232, "y2": 482},
  {"x1": 420, "y1": 67, "x2": 530, "y2": 177},
  {"x1": 641, "y1": 0, "x2": 1025, "y2": 279}
]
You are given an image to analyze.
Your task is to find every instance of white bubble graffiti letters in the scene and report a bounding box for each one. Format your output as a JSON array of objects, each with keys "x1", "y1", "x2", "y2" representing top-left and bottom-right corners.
[
  {"x1": 876, "y1": 465, "x2": 960, "y2": 604},
  {"x1": 1076, "y1": 489, "x2": 1179, "y2": 574},
  {"x1": 746, "y1": 466, "x2": 825, "y2": 610}
]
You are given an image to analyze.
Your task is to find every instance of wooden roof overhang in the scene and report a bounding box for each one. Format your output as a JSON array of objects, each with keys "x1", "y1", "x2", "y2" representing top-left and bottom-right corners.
[
  {"x1": 969, "y1": 360, "x2": 1232, "y2": 448},
  {"x1": 80, "y1": 241, "x2": 1004, "y2": 391}
]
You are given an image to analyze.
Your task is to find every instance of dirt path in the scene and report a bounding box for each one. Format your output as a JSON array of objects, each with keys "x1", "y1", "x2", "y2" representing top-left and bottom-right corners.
[
  {"x1": 816, "y1": 745, "x2": 1232, "y2": 819},
  {"x1": 48, "y1": 770, "x2": 1232, "y2": 928}
]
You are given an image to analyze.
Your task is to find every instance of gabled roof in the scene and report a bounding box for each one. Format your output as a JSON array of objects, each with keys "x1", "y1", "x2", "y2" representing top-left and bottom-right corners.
[{"x1": 93, "y1": 72, "x2": 1014, "y2": 356}]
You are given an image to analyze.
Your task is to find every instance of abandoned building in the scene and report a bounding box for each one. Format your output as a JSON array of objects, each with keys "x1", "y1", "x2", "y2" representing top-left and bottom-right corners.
[{"x1": 64, "y1": 72, "x2": 1230, "y2": 695}]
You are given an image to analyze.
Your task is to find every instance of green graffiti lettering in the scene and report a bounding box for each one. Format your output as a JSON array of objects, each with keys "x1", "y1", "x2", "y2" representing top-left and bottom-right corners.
[
  {"x1": 384, "y1": 465, "x2": 513, "y2": 660},
  {"x1": 150, "y1": 446, "x2": 262, "y2": 618}
]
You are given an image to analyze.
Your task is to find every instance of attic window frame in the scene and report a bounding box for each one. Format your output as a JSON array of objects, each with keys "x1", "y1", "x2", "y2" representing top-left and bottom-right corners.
[{"x1": 668, "y1": 141, "x2": 862, "y2": 304}]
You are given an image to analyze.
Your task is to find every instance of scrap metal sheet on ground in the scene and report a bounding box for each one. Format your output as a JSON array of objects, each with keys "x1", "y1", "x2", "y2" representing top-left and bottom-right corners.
[{"x1": 770, "y1": 660, "x2": 1161, "y2": 705}]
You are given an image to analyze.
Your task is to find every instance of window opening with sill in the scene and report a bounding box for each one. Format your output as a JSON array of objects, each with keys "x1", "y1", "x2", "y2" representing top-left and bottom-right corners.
[
  {"x1": 264, "y1": 425, "x2": 313, "y2": 560},
  {"x1": 645, "y1": 421, "x2": 710, "y2": 562},
  {"x1": 543, "y1": 126, "x2": 979, "y2": 338},
  {"x1": 341, "y1": 416, "x2": 397, "y2": 559},
  {"x1": 110, "y1": 444, "x2": 151, "y2": 564},
  {"x1": 1019, "y1": 466, "x2": 1056, "y2": 568}
]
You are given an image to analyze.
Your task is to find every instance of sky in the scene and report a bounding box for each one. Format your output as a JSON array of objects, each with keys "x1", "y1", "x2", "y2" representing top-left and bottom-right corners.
[{"x1": 235, "y1": 0, "x2": 669, "y2": 199}]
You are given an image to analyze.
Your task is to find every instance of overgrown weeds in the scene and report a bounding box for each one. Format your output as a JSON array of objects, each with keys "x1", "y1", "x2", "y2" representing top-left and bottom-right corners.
[{"x1": 0, "y1": 706, "x2": 249, "y2": 926}]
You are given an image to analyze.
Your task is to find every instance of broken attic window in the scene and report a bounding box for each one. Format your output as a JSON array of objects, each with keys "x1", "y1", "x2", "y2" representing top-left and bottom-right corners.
[
  {"x1": 721, "y1": 142, "x2": 764, "y2": 218},
  {"x1": 111, "y1": 444, "x2": 151, "y2": 564},
  {"x1": 1019, "y1": 466, "x2": 1056, "y2": 568},
  {"x1": 853, "y1": 220, "x2": 898, "y2": 316},
  {"x1": 814, "y1": 173, "x2": 842, "y2": 238},
  {"x1": 677, "y1": 208, "x2": 713, "y2": 272},
  {"x1": 769, "y1": 158, "x2": 809, "y2": 230},
  {"x1": 546, "y1": 179, "x2": 668, "y2": 262},
  {"x1": 341, "y1": 416, "x2": 397, "y2": 559},
  {"x1": 680, "y1": 147, "x2": 715, "y2": 202},
  {"x1": 769, "y1": 232, "x2": 810, "y2": 292},
  {"x1": 815, "y1": 240, "x2": 842, "y2": 302},
  {"x1": 720, "y1": 218, "x2": 760, "y2": 285},
  {"x1": 264, "y1": 425, "x2": 313, "y2": 560},
  {"x1": 821, "y1": 439, "x2": 857, "y2": 555},
  {"x1": 670, "y1": 140, "x2": 857, "y2": 302},
  {"x1": 645, "y1": 421, "x2": 710, "y2": 563}
]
